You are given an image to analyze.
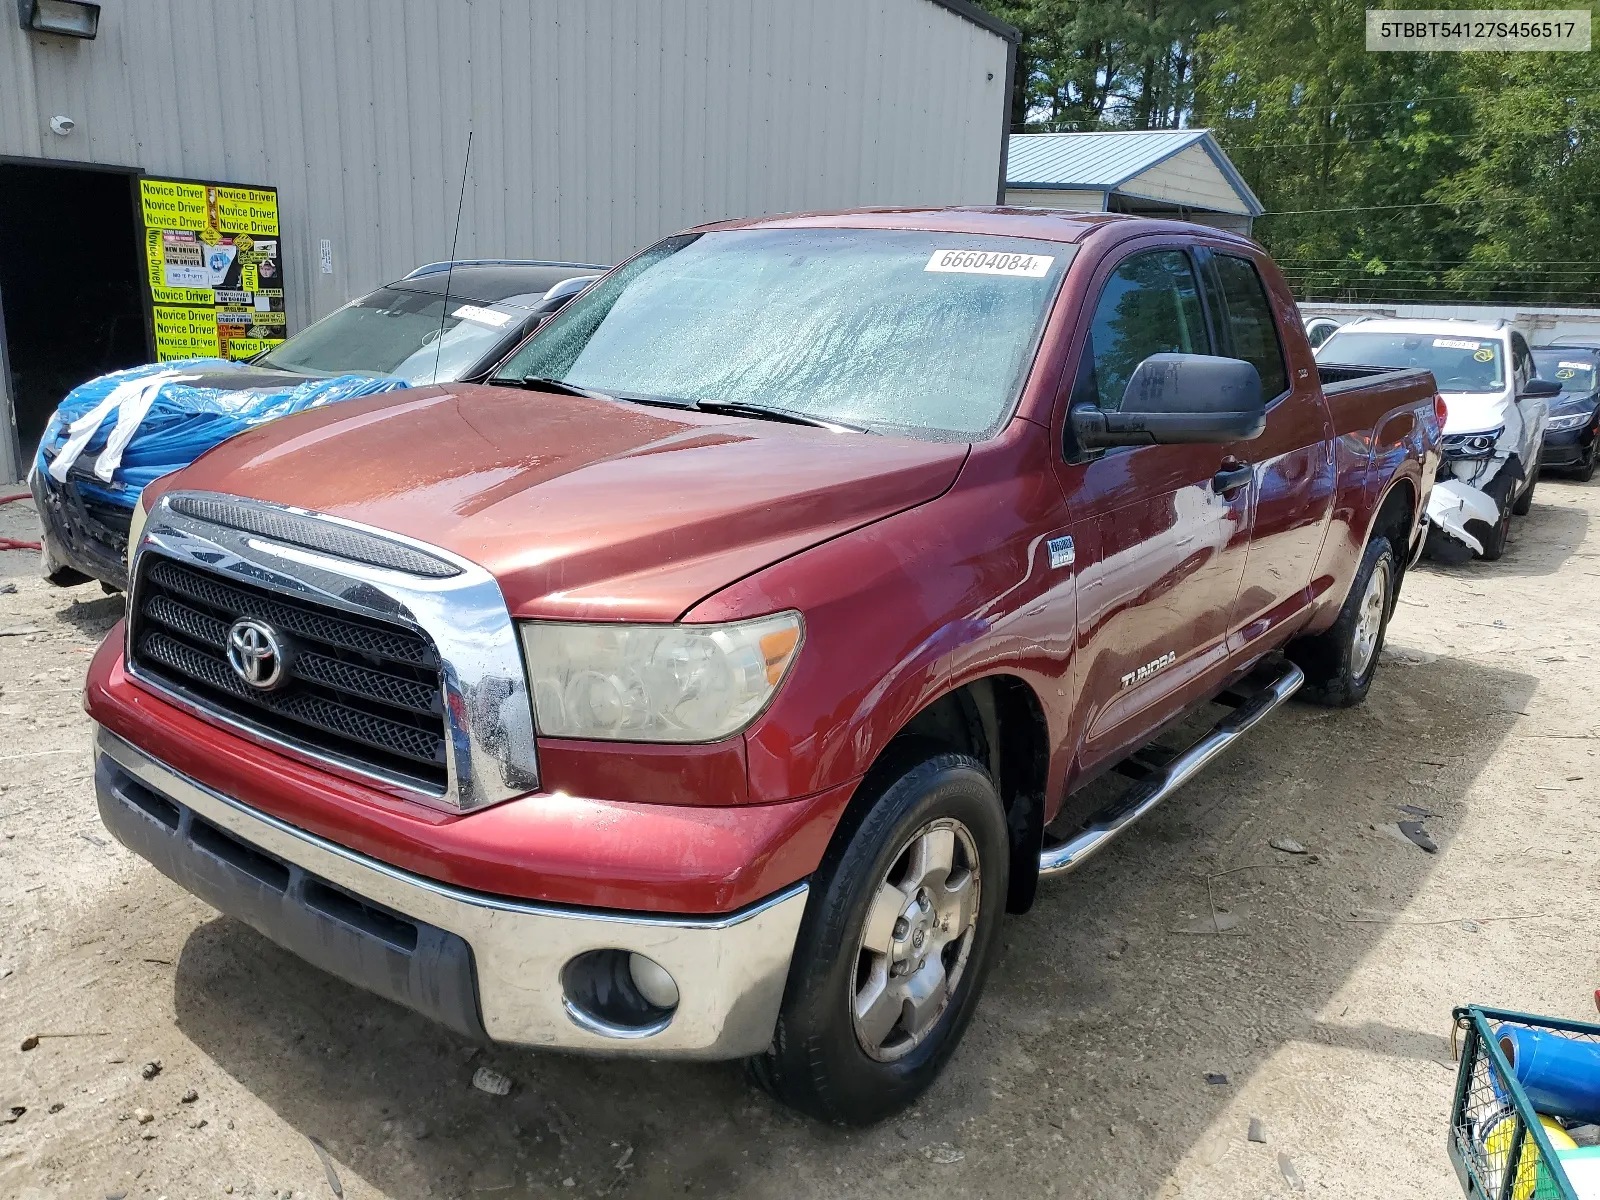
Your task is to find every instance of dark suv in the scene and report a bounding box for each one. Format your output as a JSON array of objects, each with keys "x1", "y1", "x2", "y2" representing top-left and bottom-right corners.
[{"x1": 1532, "y1": 343, "x2": 1600, "y2": 481}]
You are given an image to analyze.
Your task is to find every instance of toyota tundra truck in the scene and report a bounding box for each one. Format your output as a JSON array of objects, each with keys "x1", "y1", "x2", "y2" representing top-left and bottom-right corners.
[{"x1": 84, "y1": 209, "x2": 1442, "y2": 1125}]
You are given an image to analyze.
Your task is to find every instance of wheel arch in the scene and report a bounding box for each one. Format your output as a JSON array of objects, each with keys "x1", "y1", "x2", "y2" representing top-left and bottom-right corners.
[
  {"x1": 826, "y1": 673, "x2": 1052, "y2": 916},
  {"x1": 1367, "y1": 475, "x2": 1419, "y2": 568}
]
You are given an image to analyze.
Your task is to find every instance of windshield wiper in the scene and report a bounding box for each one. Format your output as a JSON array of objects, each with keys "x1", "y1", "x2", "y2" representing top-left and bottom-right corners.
[
  {"x1": 510, "y1": 376, "x2": 696, "y2": 410},
  {"x1": 502, "y1": 377, "x2": 866, "y2": 431},
  {"x1": 514, "y1": 375, "x2": 615, "y2": 400},
  {"x1": 691, "y1": 399, "x2": 873, "y2": 433}
]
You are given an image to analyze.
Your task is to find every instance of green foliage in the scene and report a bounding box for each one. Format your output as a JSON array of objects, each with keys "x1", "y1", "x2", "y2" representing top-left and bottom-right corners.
[
  {"x1": 998, "y1": 0, "x2": 1600, "y2": 305},
  {"x1": 992, "y1": 0, "x2": 1229, "y2": 129}
]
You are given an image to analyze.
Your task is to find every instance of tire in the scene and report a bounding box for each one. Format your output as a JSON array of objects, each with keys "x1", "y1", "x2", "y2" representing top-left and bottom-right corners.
[
  {"x1": 1287, "y1": 536, "x2": 1396, "y2": 707},
  {"x1": 1470, "y1": 469, "x2": 1519, "y2": 561},
  {"x1": 1575, "y1": 440, "x2": 1598, "y2": 484},
  {"x1": 1512, "y1": 472, "x2": 1537, "y2": 516},
  {"x1": 1466, "y1": 502, "x2": 1511, "y2": 561},
  {"x1": 748, "y1": 748, "x2": 1009, "y2": 1125}
]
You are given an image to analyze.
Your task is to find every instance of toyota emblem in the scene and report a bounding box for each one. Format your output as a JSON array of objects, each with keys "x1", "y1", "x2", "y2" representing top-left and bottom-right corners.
[{"x1": 226, "y1": 618, "x2": 287, "y2": 690}]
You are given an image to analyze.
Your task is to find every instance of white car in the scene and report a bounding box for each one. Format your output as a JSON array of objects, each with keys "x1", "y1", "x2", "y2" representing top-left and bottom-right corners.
[
  {"x1": 1316, "y1": 318, "x2": 1557, "y2": 561},
  {"x1": 1303, "y1": 315, "x2": 1345, "y2": 350}
]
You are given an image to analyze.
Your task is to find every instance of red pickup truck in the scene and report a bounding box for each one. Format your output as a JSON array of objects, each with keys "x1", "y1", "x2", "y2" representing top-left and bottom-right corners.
[{"x1": 85, "y1": 209, "x2": 1442, "y2": 1125}]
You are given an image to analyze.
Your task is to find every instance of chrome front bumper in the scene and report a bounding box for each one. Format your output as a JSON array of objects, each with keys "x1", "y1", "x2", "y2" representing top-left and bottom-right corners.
[{"x1": 94, "y1": 724, "x2": 808, "y2": 1059}]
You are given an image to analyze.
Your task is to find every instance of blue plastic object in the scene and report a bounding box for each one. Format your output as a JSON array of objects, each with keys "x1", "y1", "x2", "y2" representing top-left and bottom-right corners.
[
  {"x1": 1498, "y1": 1024, "x2": 1600, "y2": 1125},
  {"x1": 35, "y1": 359, "x2": 411, "y2": 510}
]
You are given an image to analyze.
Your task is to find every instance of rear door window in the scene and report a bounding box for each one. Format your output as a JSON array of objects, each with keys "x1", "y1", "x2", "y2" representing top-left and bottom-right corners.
[
  {"x1": 1083, "y1": 249, "x2": 1209, "y2": 412},
  {"x1": 1212, "y1": 254, "x2": 1288, "y2": 400}
]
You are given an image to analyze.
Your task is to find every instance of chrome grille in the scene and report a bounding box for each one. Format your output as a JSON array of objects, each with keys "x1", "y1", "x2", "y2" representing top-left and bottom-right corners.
[
  {"x1": 146, "y1": 559, "x2": 431, "y2": 664},
  {"x1": 131, "y1": 555, "x2": 448, "y2": 789}
]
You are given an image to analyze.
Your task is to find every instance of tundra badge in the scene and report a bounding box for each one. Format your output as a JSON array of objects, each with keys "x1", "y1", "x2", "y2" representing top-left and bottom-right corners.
[
  {"x1": 1121, "y1": 651, "x2": 1175, "y2": 689},
  {"x1": 1048, "y1": 535, "x2": 1075, "y2": 570}
]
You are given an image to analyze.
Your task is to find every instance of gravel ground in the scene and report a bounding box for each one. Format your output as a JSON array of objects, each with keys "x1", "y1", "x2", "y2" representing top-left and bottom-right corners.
[{"x1": 1, "y1": 475, "x2": 1597, "y2": 1200}]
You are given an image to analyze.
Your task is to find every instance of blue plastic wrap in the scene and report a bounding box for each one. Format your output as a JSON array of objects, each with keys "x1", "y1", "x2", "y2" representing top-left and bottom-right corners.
[
  {"x1": 1496, "y1": 1024, "x2": 1600, "y2": 1124},
  {"x1": 35, "y1": 359, "x2": 412, "y2": 510}
]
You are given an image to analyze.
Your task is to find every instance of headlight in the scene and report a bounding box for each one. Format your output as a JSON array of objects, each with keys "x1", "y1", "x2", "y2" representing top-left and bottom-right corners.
[
  {"x1": 1442, "y1": 427, "x2": 1504, "y2": 459},
  {"x1": 519, "y1": 612, "x2": 803, "y2": 742},
  {"x1": 126, "y1": 491, "x2": 152, "y2": 577},
  {"x1": 1546, "y1": 410, "x2": 1594, "y2": 432}
]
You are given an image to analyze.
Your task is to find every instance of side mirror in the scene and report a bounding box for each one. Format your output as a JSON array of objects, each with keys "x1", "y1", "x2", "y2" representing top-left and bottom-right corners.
[
  {"x1": 1070, "y1": 353, "x2": 1267, "y2": 449},
  {"x1": 1519, "y1": 378, "x2": 1562, "y2": 400}
]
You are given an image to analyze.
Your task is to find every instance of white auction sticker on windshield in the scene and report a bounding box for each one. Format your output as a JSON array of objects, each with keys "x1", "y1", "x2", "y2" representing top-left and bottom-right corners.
[
  {"x1": 1559, "y1": 360, "x2": 1590, "y2": 369},
  {"x1": 452, "y1": 304, "x2": 513, "y2": 328},
  {"x1": 925, "y1": 249, "x2": 1054, "y2": 277},
  {"x1": 1433, "y1": 338, "x2": 1482, "y2": 350}
]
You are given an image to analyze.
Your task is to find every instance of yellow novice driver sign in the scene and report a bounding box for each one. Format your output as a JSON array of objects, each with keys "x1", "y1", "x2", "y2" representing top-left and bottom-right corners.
[{"x1": 137, "y1": 177, "x2": 286, "y2": 362}]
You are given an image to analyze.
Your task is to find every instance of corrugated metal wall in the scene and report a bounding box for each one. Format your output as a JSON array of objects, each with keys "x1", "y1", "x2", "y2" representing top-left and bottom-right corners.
[{"x1": 0, "y1": 0, "x2": 1007, "y2": 332}]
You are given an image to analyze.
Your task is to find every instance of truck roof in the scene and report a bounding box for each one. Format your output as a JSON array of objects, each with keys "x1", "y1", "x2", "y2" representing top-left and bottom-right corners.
[{"x1": 691, "y1": 206, "x2": 1261, "y2": 250}]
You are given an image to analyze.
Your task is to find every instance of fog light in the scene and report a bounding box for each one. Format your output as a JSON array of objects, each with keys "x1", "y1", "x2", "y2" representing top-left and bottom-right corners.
[
  {"x1": 560, "y1": 949, "x2": 677, "y2": 1039},
  {"x1": 628, "y1": 953, "x2": 680, "y2": 1009}
]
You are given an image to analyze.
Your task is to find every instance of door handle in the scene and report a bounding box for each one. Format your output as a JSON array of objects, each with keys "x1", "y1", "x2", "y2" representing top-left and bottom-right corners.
[{"x1": 1212, "y1": 463, "x2": 1252, "y2": 496}]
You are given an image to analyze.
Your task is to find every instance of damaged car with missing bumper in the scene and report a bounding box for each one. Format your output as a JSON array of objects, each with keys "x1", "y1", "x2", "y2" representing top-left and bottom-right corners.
[
  {"x1": 86, "y1": 209, "x2": 1439, "y2": 1124},
  {"x1": 1317, "y1": 317, "x2": 1555, "y2": 562}
]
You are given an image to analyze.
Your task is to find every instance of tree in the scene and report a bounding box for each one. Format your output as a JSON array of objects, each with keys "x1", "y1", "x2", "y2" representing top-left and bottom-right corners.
[
  {"x1": 992, "y1": 0, "x2": 1226, "y2": 132},
  {"x1": 993, "y1": 0, "x2": 1600, "y2": 305},
  {"x1": 1194, "y1": 0, "x2": 1471, "y2": 302}
]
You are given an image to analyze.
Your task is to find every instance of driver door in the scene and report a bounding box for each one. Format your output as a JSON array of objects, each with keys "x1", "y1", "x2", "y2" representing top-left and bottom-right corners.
[{"x1": 1053, "y1": 244, "x2": 1252, "y2": 783}]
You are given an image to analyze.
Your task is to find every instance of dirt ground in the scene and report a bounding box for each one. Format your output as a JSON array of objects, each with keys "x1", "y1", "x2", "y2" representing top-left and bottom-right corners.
[{"x1": 1, "y1": 474, "x2": 1597, "y2": 1200}]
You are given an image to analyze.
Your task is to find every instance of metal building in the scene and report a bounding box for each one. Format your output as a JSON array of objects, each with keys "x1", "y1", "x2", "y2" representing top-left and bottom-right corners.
[
  {"x1": 0, "y1": 0, "x2": 1016, "y2": 477},
  {"x1": 1004, "y1": 130, "x2": 1263, "y2": 235}
]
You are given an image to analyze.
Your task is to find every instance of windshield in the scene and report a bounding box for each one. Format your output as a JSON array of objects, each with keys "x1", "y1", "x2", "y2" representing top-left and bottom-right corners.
[
  {"x1": 258, "y1": 286, "x2": 526, "y2": 383},
  {"x1": 1318, "y1": 330, "x2": 1505, "y2": 392},
  {"x1": 493, "y1": 228, "x2": 1074, "y2": 440},
  {"x1": 1532, "y1": 350, "x2": 1598, "y2": 394}
]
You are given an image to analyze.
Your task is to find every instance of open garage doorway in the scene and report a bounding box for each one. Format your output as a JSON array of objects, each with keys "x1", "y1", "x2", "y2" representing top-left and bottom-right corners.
[{"x1": 0, "y1": 161, "x2": 151, "y2": 478}]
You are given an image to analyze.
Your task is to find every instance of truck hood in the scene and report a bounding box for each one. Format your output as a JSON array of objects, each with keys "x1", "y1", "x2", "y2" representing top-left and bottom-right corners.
[
  {"x1": 166, "y1": 383, "x2": 969, "y2": 620},
  {"x1": 1440, "y1": 390, "x2": 1514, "y2": 435}
]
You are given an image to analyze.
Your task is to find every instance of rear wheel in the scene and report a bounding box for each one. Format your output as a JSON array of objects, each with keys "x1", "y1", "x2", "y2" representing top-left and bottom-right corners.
[
  {"x1": 749, "y1": 749, "x2": 1008, "y2": 1125},
  {"x1": 1288, "y1": 536, "x2": 1395, "y2": 707}
]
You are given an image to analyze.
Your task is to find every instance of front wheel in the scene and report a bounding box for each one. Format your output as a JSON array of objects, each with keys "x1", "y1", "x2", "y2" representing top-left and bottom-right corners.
[
  {"x1": 1288, "y1": 536, "x2": 1396, "y2": 707},
  {"x1": 749, "y1": 750, "x2": 1009, "y2": 1125},
  {"x1": 1467, "y1": 502, "x2": 1511, "y2": 561},
  {"x1": 1511, "y1": 472, "x2": 1537, "y2": 516},
  {"x1": 1575, "y1": 439, "x2": 1598, "y2": 483}
]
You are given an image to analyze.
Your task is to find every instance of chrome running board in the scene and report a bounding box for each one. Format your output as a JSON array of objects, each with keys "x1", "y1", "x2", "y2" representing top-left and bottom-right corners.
[{"x1": 1038, "y1": 659, "x2": 1305, "y2": 880}]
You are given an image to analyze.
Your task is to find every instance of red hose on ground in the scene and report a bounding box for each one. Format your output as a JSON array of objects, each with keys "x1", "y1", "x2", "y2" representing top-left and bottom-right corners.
[{"x1": 1, "y1": 489, "x2": 41, "y2": 551}]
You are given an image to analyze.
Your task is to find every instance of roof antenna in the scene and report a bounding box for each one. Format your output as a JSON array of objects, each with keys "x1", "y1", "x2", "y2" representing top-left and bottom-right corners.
[{"x1": 431, "y1": 130, "x2": 473, "y2": 385}]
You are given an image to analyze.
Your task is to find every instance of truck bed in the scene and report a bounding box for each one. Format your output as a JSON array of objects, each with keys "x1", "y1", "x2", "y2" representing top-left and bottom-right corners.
[{"x1": 1316, "y1": 363, "x2": 1438, "y2": 438}]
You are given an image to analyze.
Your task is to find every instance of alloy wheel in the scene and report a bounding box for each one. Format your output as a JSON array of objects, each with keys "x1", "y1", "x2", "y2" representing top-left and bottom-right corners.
[
  {"x1": 850, "y1": 818, "x2": 981, "y2": 1062},
  {"x1": 1350, "y1": 557, "x2": 1390, "y2": 680}
]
